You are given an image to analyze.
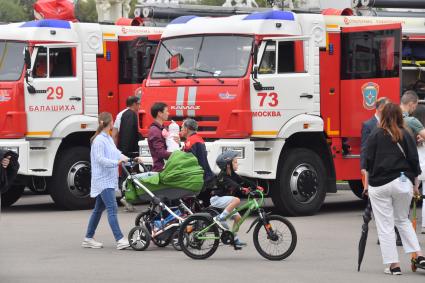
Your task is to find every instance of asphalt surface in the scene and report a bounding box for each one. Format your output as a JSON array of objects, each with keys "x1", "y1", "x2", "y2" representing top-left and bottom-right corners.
[{"x1": 2, "y1": 189, "x2": 425, "y2": 283}]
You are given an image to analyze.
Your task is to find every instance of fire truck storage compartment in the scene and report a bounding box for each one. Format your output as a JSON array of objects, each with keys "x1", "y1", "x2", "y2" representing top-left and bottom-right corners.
[
  {"x1": 339, "y1": 25, "x2": 401, "y2": 137},
  {"x1": 402, "y1": 40, "x2": 425, "y2": 100}
]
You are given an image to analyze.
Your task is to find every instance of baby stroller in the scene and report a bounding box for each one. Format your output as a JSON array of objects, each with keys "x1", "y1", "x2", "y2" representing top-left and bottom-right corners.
[{"x1": 123, "y1": 151, "x2": 207, "y2": 251}]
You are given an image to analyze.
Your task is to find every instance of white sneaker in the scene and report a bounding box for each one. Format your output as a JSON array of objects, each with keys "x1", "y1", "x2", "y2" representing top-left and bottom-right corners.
[
  {"x1": 82, "y1": 238, "x2": 103, "y2": 249},
  {"x1": 117, "y1": 237, "x2": 130, "y2": 250}
]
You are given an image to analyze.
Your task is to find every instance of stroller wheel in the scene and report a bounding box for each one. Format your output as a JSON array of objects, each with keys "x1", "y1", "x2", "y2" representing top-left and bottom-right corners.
[
  {"x1": 128, "y1": 226, "x2": 151, "y2": 251},
  {"x1": 172, "y1": 229, "x2": 182, "y2": 251}
]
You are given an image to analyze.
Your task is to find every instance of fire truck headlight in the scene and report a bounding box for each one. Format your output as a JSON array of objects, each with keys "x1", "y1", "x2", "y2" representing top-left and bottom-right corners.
[
  {"x1": 0, "y1": 146, "x2": 19, "y2": 155},
  {"x1": 139, "y1": 145, "x2": 151, "y2": 157},
  {"x1": 221, "y1": 147, "x2": 245, "y2": 159}
]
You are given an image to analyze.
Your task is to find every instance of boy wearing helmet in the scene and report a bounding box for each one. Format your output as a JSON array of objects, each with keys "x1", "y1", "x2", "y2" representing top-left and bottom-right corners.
[{"x1": 212, "y1": 151, "x2": 263, "y2": 248}]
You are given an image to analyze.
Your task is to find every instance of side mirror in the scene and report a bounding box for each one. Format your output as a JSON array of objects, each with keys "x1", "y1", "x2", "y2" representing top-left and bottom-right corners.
[
  {"x1": 252, "y1": 65, "x2": 258, "y2": 80},
  {"x1": 24, "y1": 47, "x2": 31, "y2": 70},
  {"x1": 145, "y1": 46, "x2": 152, "y2": 67},
  {"x1": 27, "y1": 85, "x2": 36, "y2": 94},
  {"x1": 252, "y1": 44, "x2": 258, "y2": 65}
]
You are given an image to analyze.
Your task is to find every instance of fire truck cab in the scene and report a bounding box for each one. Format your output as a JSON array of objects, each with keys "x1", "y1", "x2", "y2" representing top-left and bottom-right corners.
[
  {"x1": 139, "y1": 11, "x2": 402, "y2": 215},
  {"x1": 0, "y1": 20, "x2": 162, "y2": 209}
]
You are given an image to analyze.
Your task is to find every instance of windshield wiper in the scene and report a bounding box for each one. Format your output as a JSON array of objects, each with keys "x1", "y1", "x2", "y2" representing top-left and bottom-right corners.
[
  {"x1": 153, "y1": 70, "x2": 199, "y2": 84},
  {"x1": 152, "y1": 71, "x2": 176, "y2": 83},
  {"x1": 194, "y1": 68, "x2": 224, "y2": 84}
]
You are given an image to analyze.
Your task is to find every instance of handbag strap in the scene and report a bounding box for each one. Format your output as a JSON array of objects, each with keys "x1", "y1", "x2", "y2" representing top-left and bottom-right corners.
[{"x1": 387, "y1": 130, "x2": 407, "y2": 159}]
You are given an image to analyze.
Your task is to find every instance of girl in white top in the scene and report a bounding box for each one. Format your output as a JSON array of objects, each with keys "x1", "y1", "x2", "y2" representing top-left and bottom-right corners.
[{"x1": 412, "y1": 105, "x2": 425, "y2": 233}]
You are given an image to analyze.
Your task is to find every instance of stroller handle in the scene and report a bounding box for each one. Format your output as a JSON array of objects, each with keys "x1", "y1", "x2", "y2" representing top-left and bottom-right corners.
[{"x1": 121, "y1": 159, "x2": 149, "y2": 177}]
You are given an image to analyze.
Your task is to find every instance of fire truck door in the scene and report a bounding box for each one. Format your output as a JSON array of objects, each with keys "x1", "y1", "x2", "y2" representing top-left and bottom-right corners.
[
  {"x1": 25, "y1": 45, "x2": 82, "y2": 137},
  {"x1": 251, "y1": 38, "x2": 315, "y2": 137}
]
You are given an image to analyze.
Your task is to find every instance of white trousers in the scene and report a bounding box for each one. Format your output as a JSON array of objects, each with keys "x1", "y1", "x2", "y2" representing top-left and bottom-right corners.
[{"x1": 369, "y1": 178, "x2": 421, "y2": 264}]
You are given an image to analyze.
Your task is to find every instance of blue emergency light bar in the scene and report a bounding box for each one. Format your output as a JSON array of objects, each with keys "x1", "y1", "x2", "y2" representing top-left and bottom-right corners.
[
  {"x1": 244, "y1": 10, "x2": 295, "y2": 21},
  {"x1": 20, "y1": 20, "x2": 71, "y2": 29},
  {"x1": 169, "y1": 15, "x2": 198, "y2": 25}
]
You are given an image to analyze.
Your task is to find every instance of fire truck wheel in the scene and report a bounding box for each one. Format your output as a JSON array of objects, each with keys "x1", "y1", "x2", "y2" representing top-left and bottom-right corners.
[
  {"x1": 272, "y1": 149, "x2": 326, "y2": 216},
  {"x1": 348, "y1": 180, "x2": 367, "y2": 200},
  {"x1": 49, "y1": 147, "x2": 94, "y2": 210},
  {"x1": 1, "y1": 185, "x2": 25, "y2": 207}
]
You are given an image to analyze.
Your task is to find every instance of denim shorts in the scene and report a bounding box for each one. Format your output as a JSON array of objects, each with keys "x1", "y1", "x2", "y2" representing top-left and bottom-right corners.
[{"x1": 210, "y1": 196, "x2": 240, "y2": 219}]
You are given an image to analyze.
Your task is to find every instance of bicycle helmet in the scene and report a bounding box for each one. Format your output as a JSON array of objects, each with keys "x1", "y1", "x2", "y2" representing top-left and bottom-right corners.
[{"x1": 216, "y1": 151, "x2": 239, "y2": 171}]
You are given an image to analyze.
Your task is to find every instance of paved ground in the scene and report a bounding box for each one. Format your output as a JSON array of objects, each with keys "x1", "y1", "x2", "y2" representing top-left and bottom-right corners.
[{"x1": 1, "y1": 189, "x2": 425, "y2": 283}]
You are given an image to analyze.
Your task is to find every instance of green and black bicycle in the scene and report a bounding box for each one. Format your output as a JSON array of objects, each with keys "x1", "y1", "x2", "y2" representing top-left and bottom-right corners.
[{"x1": 178, "y1": 189, "x2": 297, "y2": 260}]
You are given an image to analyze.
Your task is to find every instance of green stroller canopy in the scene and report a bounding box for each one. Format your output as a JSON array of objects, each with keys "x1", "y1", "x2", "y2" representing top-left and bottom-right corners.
[{"x1": 125, "y1": 151, "x2": 205, "y2": 202}]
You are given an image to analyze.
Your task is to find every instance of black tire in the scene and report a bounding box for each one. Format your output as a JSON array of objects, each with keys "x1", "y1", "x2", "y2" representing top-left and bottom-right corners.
[
  {"x1": 271, "y1": 148, "x2": 326, "y2": 216},
  {"x1": 49, "y1": 147, "x2": 94, "y2": 210},
  {"x1": 1, "y1": 185, "x2": 25, "y2": 207},
  {"x1": 134, "y1": 209, "x2": 170, "y2": 247},
  {"x1": 179, "y1": 215, "x2": 220, "y2": 260},
  {"x1": 253, "y1": 215, "x2": 297, "y2": 261},
  {"x1": 128, "y1": 226, "x2": 151, "y2": 251},
  {"x1": 348, "y1": 180, "x2": 367, "y2": 200},
  {"x1": 28, "y1": 177, "x2": 49, "y2": 195},
  {"x1": 135, "y1": 209, "x2": 156, "y2": 226}
]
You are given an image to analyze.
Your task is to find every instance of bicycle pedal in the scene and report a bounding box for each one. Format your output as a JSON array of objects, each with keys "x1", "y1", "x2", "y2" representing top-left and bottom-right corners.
[{"x1": 233, "y1": 246, "x2": 242, "y2": 250}]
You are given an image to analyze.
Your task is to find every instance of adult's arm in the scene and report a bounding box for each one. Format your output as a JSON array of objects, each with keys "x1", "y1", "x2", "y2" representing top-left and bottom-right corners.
[
  {"x1": 360, "y1": 121, "x2": 371, "y2": 170},
  {"x1": 365, "y1": 130, "x2": 378, "y2": 173},
  {"x1": 191, "y1": 143, "x2": 209, "y2": 171},
  {"x1": 91, "y1": 140, "x2": 119, "y2": 168},
  {"x1": 403, "y1": 130, "x2": 422, "y2": 177},
  {"x1": 148, "y1": 134, "x2": 171, "y2": 160}
]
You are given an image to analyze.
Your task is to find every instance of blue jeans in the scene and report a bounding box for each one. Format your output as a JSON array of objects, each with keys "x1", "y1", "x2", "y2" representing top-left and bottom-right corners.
[{"x1": 85, "y1": 188, "x2": 124, "y2": 241}]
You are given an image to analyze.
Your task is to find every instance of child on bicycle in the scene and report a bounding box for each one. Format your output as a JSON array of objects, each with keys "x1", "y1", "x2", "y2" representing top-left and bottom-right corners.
[{"x1": 211, "y1": 151, "x2": 263, "y2": 248}]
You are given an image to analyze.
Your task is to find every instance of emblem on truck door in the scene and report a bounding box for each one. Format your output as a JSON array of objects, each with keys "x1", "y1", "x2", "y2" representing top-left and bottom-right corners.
[{"x1": 361, "y1": 82, "x2": 379, "y2": 110}]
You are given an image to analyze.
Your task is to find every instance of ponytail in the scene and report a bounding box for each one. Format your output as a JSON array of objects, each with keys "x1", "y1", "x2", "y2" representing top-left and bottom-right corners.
[{"x1": 90, "y1": 112, "x2": 113, "y2": 144}]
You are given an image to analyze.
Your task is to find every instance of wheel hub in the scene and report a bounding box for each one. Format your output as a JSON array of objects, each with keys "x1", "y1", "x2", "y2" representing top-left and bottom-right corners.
[
  {"x1": 67, "y1": 161, "x2": 91, "y2": 198},
  {"x1": 290, "y1": 164, "x2": 319, "y2": 204}
]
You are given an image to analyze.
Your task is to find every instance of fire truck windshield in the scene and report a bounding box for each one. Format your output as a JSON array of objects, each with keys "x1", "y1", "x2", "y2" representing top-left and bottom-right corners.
[
  {"x1": 151, "y1": 35, "x2": 253, "y2": 79},
  {"x1": 0, "y1": 41, "x2": 26, "y2": 81}
]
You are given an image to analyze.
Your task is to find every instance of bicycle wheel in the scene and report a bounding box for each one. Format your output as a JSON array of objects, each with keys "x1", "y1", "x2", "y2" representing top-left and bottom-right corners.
[
  {"x1": 128, "y1": 226, "x2": 151, "y2": 251},
  {"x1": 253, "y1": 215, "x2": 297, "y2": 261},
  {"x1": 179, "y1": 215, "x2": 220, "y2": 260}
]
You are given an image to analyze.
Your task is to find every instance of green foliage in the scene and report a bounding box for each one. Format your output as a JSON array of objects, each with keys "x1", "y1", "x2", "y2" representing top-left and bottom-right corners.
[
  {"x1": 75, "y1": 0, "x2": 98, "y2": 23},
  {"x1": 0, "y1": 0, "x2": 28, "y2": 22}
]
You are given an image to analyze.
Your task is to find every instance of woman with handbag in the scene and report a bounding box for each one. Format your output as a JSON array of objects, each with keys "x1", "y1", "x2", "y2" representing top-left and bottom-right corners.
[{"x1": 365, "y1": 102, "x2": 425, "y2": 275}]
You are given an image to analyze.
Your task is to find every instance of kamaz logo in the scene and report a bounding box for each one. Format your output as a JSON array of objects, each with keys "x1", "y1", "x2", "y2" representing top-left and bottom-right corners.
[{"x1": 170, "y1": 105, "x2": 200, "y2": 110}]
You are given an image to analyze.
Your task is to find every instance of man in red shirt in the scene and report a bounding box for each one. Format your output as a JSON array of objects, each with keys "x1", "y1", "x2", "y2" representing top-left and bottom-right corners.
[{"x1": 181, "y1": 119, "x2": 215, "y2": 205}]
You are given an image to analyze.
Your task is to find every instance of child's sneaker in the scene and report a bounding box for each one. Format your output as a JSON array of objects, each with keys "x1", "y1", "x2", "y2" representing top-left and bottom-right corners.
[
  {"x1": 384, "y1": 267, "x2": 402, "y2": 275},
  {"x1": 213, "y1": 216, "x2": 229, "y2": 231},
  {"x1": 416, "y1": 256, "x2": 425, "y2": 268},
  {"x1": 116, "y1": 238, "x2": 130, "y2": 250},
  {"x1": 82, "y1": 238, "x2": 103, "y2": 249},
  {"x1": 234, "y1": 238, "x2": 247, "y2": 248}
]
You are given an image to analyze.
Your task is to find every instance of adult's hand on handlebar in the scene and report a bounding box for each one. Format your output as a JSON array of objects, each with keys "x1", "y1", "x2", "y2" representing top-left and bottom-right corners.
[{"x1": 118, "y1": 155, "x2": 129, "y2": 165}]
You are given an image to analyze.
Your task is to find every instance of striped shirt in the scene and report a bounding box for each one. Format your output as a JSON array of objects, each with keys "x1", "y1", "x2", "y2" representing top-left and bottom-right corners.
[{"x1": 90, "y1": 132, "x2": 122, "y2": 198}]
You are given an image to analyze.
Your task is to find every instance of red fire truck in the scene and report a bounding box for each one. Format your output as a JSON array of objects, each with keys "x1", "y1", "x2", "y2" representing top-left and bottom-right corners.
[
  {"x1": 0, "y1": 19, "x2": 162, "y2": 209},
  {"x1": 138, "y1": 11, "x2": 402, "y2": 216}
]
